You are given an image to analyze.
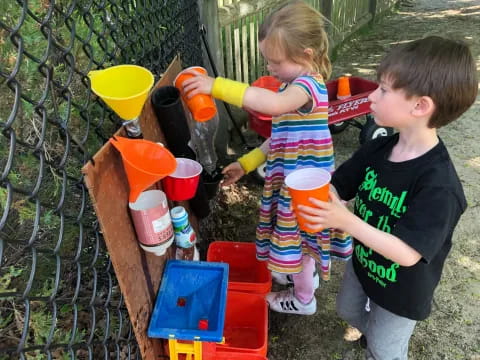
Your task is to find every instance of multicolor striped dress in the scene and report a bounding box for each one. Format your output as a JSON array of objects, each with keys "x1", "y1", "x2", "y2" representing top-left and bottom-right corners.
[{"x1": 255, "y1": 74, "x2": 352, "y2": 280}]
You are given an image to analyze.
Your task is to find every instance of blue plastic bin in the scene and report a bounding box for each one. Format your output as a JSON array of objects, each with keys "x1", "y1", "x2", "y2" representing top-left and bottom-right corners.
[{"x1": 147, "y1": 260, "x2": 229, "y2": 342}]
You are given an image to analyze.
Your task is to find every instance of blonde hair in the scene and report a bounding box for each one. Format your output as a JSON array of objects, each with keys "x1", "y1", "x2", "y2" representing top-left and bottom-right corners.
[{"x1": 259, "y1": 1, "x2": 332, "y2": 79}]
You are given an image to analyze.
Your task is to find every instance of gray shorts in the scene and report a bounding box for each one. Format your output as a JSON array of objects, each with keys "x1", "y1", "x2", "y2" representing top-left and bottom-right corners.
[{"x1": 336, "y1": 259, "x2": 417, "y2": 360}]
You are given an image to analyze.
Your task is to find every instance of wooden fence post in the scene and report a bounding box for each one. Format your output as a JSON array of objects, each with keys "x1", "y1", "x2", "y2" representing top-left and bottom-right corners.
[
  {"x1": 369, "y1": 0, "x2": 378, "y2": 21},
  {"x1": 321, "y1": 0, "x2": 333, "y2": 21},
  {"x1": 319, "y1": 0, "x2": 335, "y2": 55}
]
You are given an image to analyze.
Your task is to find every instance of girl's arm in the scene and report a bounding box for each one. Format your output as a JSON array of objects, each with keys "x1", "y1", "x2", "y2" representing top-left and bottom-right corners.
[
  {"x1": 221, "y1": 138, "x2": 270, "y2": 186},
  {"x1": 259, "y1": 138, "x2": 270, "y2": 154},
  {"x1": 298, "y1": 189, "x2": 422, "y2": 267},
  {"x1": 181, "y1": 73, "x2": 310, "y2": 116},
  {"x1": 242, "y1": 86, "x2": 309, "y2": 116}
]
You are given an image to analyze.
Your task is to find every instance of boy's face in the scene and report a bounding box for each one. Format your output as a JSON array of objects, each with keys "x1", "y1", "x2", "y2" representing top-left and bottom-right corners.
[{"x1": 368, "y1": 76, "x2": 419, "y2": 129}]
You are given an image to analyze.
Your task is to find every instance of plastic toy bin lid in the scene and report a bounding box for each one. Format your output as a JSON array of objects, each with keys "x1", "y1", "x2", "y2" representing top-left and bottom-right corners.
[{"x1": 148, "y1": 260, "x2": 229, "y2": 342}]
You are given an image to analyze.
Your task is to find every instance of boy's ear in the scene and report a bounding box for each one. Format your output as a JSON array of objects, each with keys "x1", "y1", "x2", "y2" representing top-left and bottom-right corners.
[{"x1": 412, "y1": 96, "x2": 435, "y2": 118}]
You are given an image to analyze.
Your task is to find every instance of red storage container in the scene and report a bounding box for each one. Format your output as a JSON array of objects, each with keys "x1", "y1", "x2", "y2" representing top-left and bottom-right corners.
[
  {"x1": 216, "y1": 291, "x2": 268, "y2": 356},
  {"x1": 215, "y1": 353, "x2": 267, "y2": 360},
  {"x1": 207, "y1": 241, "x2": 272, "y2": 295},
  {"x1": 252, "y1": 75, "x2": 282, "y2": 92},
  {"x1": 247, "y1": 76, "x2": 282, "y2": 138}
]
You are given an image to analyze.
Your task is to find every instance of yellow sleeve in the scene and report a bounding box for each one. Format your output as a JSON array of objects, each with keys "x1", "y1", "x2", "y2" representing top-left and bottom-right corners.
[
  {"x1": 237, "y1": 148, "x2": 266, "y2": 174},
  {"x1": 211, "y1": 77, "x2": 249, "y2": 108}
]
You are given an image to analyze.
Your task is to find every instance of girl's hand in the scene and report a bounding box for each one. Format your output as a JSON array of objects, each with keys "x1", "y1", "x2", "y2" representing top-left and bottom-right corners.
[
  {"x1": 221, "y1": 162, "x2": 245, "y2": 186},
  {"x1": 297, "y1": 190, "x2": 350, "y2": 231},
  {"x1": 181, "y1": 71, "x2": 215, "y2": 99}
]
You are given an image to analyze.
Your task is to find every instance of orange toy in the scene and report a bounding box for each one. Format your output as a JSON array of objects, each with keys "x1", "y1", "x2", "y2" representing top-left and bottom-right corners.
[
  {"x1": 109, "y1": 136, "x2": 176, "y2": 202},
  {"x1": 337, "y1": 76, "x2": 352, "y2": 100},
  {"x1": 174, "y1": 66, "x2": 217, "y2": 122}
]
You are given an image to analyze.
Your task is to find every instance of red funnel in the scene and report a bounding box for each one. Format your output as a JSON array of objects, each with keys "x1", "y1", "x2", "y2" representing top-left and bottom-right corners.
[{"x1": 109, "y1": 136, "x2": 176, "y2": 202}]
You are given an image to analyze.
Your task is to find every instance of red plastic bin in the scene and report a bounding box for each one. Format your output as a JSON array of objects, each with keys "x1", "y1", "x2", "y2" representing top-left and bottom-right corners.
[
  {"x1": 207, "y1": 241, "x2": 272, "y2": 295},
  {"x1": 248, "y1": 76, "x2": 282, "y2": 138},
  {"x1": 216, "y1": 291, "x2": 268, "y2": 356},
  {"x1": 215, "y1": 353, "x2": 267, "y2": 360}
]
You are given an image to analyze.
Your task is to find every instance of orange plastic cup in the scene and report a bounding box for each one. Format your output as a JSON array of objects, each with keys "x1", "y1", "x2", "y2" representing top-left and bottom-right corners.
[
  {"x1": 337, "y1": 76, "x2": 351, "y2": 100},
  {"x1": 285, "y1": 168, "x2": 331, "y2": 233},
  {"x1": 174, "y1": 66, "x2": 217, "y2": 122}
]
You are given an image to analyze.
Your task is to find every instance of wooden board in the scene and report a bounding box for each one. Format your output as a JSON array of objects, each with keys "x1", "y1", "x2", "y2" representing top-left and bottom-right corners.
[{"x1": 82, "y1": 57, "x2": 200, "y2": 359}]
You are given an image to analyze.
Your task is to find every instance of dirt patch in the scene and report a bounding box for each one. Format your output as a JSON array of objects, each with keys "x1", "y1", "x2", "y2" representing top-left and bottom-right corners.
[{"x1": 200, "y1": 0, "x2": 480, "y2": 358}]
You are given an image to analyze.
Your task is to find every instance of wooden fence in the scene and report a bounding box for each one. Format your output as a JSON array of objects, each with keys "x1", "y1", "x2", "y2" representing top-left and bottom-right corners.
[{"x1": 211, "y1": 0, "x2": 398, "y2": 83}]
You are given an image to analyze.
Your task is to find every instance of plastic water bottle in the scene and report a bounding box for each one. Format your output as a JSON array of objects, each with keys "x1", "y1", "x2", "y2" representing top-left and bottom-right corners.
[
  {"x1": 170, "y1": 206, "x2": 199, "y2": 260},
  {"x1": 187, "y1": 113, "x2": 219, "y2": 175}
]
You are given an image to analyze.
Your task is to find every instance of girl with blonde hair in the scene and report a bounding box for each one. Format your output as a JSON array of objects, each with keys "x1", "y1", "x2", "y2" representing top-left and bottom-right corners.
[{"x1": 182, "y1": 0, "x2": 352, "y2": 315}]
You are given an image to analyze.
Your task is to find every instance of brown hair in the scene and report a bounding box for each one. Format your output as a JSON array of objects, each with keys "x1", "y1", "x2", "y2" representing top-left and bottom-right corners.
[
  {"x1": 377, "y1": 36, "x2": 478, "y2": 128},
  {"x1": 258, "y1": 1, "x2": 331, "y2": 80}
]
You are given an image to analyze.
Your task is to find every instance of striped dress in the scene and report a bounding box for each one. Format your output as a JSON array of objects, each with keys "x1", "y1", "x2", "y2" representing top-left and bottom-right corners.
[{"x1": 255, "y1": 74, "x2": 352, "y2": 280}]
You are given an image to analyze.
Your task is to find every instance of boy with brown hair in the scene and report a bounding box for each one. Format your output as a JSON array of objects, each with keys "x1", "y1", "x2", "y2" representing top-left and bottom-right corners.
[{"x1": 298, "y1": 36, "x2": 478, "y2": 358}]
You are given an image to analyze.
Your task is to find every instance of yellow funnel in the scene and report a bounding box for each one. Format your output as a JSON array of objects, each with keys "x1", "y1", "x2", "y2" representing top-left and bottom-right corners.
[{"x1": 88, "y1": 65, "x2": 154, "y2": 120}]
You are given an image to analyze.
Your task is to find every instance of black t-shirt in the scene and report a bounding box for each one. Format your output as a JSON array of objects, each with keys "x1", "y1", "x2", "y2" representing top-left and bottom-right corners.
[{"x1": 332, "y1": 134, "x2": 466, "y2": 320}]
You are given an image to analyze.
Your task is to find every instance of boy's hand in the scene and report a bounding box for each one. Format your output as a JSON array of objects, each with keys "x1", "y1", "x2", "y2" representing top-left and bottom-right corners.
[
  {"x1": 181, "y1": 71, "x2": 215, "y2": 99},
  {"x1": 221, "y1": 162, "x2": 245, "y2": 186},
  {"x1": 297, "y1": 190, "x2": 350, "y2": 231}
]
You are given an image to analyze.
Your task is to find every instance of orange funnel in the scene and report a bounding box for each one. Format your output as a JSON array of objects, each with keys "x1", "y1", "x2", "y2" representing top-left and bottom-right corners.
[{"x1": 109, "y1": 136, "x2": 177, "y2": 202}]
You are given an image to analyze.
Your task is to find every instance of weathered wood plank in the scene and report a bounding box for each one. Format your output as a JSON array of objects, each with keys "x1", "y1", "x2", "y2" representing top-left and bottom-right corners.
[
  {"x1": 234, "y1": 24, "x2": 241, "y2": 81},
  {"x1": 82, "y1": 57, "x2": 193, "y2": 360},
  {"x1": 249, "y1": 20, "x2": 256, "y2": 82},
  {"x1": 241, "y1": 18, "x2": 249, "y2": 83},
  {"x1": 225, "y1": 24, "x2": 234, "y2": 80}
]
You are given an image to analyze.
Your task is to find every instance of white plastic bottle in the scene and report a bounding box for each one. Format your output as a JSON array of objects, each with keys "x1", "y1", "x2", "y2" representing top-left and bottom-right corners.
[{"x1": 170, "y1": 206, "x2": 199, "y2": 260}]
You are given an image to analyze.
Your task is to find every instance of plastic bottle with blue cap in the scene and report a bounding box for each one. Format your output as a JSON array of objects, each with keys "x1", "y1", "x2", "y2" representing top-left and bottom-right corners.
[{"x1": 170, "y1": 206, "x2": 199, "y2": 260}]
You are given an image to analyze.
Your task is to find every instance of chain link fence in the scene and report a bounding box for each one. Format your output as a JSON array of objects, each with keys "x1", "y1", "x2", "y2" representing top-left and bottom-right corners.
[{"x1": 0, "y1": 1, "x2": 203, "y2": 358}]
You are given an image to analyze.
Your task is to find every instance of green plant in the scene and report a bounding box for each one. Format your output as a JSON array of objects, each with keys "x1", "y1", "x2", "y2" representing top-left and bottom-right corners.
[
  {"x1": 0, "y1": 266, "x2": 23, "y2": 292},
  {"x1": 0, "y1": 312, "x2": 13, "y2": 329}
]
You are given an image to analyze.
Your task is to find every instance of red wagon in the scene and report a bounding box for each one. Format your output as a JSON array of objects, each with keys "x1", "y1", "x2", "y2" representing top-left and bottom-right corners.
[
  {"x1": 247, "y1": 75, "x2": 393, "y2": 144},
  {"x1": 246, "y1": 75, "x2": 394, "y2": 181}
]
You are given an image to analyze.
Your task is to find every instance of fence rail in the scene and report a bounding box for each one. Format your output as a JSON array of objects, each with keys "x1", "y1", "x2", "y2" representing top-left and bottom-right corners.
[
  {"x1": 216, "y1": 0, "x2": 397, "y2": 83},
  {"x1": 0, "y1": 1, "x2": 203, "y2": 359}
]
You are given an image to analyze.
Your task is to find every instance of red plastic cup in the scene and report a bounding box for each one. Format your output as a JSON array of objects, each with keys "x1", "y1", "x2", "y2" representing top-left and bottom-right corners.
[
  {"x1": 174, "y1": 66, "x2": 217, "y2": 122},
  {"x1": 285, "y1": 168, "x2": 331, "y2": 233},
  {"x1": 162, "y1": 158, "x2": 203, "y2": 201}
]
